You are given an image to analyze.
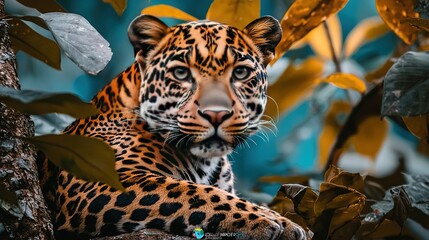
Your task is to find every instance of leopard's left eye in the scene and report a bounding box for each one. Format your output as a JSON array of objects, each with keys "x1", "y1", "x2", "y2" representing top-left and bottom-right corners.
[
  {"x1": 233, "y1": 66, "x2": 251, "y2": 80},
  {"x1": 171, "y1": 67, "x2": 191, "y2": 81}
]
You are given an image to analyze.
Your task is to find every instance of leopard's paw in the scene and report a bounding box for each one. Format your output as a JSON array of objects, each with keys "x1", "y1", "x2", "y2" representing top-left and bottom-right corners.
[
  {"x1": 235, "y1": 213, "x2": 284, "y2": 240},
  {"x1": 281, "y1": 220, "x2": 309, "y2": 240}
]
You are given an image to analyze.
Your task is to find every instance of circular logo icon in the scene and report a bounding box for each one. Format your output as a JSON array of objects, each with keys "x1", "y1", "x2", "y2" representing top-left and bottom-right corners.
[{"x1": 192, "y1": 228, "x2": 205, "y2": 239}]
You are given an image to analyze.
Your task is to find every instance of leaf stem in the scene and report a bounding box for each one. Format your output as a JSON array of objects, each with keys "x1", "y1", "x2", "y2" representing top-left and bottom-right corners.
[
  {"x1": 323, "y1": 21, "x2": 354, "y2": 103},
  {"x1": 323, "y1": 21, "x2": 341, "y2": 72}
]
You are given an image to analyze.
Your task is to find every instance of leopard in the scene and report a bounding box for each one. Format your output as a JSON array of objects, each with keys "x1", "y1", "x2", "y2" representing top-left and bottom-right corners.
[{"x1": 39, "y1": 14, "x2": 308, "y2": 240}]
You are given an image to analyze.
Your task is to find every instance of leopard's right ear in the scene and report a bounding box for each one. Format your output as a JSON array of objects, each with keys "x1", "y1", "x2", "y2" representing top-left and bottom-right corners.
[{"x1": 128, "y1": 15, "x2": 169, "y2": 60}]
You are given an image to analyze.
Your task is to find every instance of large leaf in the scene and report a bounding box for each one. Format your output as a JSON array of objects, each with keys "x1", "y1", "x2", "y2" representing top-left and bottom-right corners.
[
  {"x1": 40, "y1": 12, "x2": 112, "y2": 75},
  {"x1": 102, "y1": 0, "x2": 127, "y2": 15},
  {"x1": 0, "y1": 87, "x2": 98, "y2": 118},
  {"x1": 206, "y1": 0, "x2": 260, "y2": 29},
  {"x1": 344, "y1": 17, "x2": 390, "y2": 58},
  {"x1": 7, "y1": 18, "x2": 60, "y2": 70},
  {"x1": 26, "y1": 134, "x2": 124, "y2": 191},
  {"x1": 265, "y1": 58, "x2": 325, "y2": 119},
  {"x1": 322, "y1": 73, "x2": 367, "y2": 93},
  {"x1": 375, "y1": 0, "x2": 420, "y2": 45},
  {"x1": 382, "y1": 51, "x2": 429, "y2": 116},
  {"x1": 141, "y1": 4, "x2": 198, "y2": 22},
  {"x1": 16, "y1": 0, "x2": 65, "y2": 13},
  {"x1": 274, "y1": 0, "x2": 349, "y2": 62}
]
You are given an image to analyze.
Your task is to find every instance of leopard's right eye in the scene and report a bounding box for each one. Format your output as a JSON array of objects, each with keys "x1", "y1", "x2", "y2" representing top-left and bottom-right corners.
[{"x1": 171, "y1": 67, "x2": 191, "y2": 81}]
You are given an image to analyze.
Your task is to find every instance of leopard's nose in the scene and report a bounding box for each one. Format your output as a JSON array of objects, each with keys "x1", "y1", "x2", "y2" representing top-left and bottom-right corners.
[{"x1": 198, "y1": 109, "x2": 233, "y2": 127}]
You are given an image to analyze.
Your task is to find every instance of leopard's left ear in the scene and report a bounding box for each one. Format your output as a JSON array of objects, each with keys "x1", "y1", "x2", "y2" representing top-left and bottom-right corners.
[{"x1": 243, "y1": 16, "x2": 282, "y2": 66}]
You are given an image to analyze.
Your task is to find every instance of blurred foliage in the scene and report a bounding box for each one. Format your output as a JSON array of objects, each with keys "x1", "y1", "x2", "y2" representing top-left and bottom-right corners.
[
  {"x1": 2, "y1": 0, "x2": 429, "y2": 238},
  {"x1": 102, "y1": 0, "x2": 127, "y2": 15}
]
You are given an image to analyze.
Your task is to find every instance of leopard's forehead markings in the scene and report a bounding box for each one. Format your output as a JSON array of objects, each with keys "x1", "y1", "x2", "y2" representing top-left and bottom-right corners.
[{"x1": 156, "y1": 21, "x2": 257, "y2": 73}]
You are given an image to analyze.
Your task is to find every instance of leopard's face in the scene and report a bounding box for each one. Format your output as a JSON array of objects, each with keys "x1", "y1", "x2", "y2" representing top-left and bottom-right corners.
[{"x1": 129, "y1": 15, "x2": 281, "y2": 158}]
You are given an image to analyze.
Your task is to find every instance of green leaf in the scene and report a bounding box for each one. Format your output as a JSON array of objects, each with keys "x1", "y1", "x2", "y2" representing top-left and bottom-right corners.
[
  {"x1": 382, "y1": 51, "x2": 429, "y2": 116},
  {"x1": 7, "y1": 18, "x2": 61, "y2": 70},
  {"x1": 26, "y1": 134, "x2": 124, "y2": 191},
  {"x1": 102, "y1": 0, "x2": 127, "y2": 15},
  {"x1": 16, "y1": 0, "x2": 65, "y2": 13},
  {"x1": 0, "y1": 87, "x2": 99, "y2": 118},
  {"x1": 40, "y1": 12, "x2": 113, "y2": 75}
]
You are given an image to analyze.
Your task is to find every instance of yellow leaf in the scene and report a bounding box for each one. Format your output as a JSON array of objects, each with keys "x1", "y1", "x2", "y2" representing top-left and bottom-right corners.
[
  {"x1": 402, "y1": 115, "x2": 429, "y2": 140},
  {"x1": 318, "y1": 101, "x2": 352, "y2": 168},
  {"x1": 307, "y1": 15, "x2": 342, "y2": 60},
  {"x1": 401, "y1": 17, "x2": 429, "y2": 32},
  {"x1": 347, "y1": 117, "x2": 388, "y2": 159},
  {"x1": 344, "y1": 17, "x2": 391, "y2": 58},
  {"x1": 322, "y1": 73, "x2": 367, "y2": 93},
  {"x1": 376, "y1": 0, "x2": 420, "y2": 45},
  {"x1": 141, "y1": 4, "x2": 198, "y2": 22},
  {"x1": 103, "y1": 0, "x2": 127, "y2": 15},
  {"x1": 206, "y1": 0, "x2": 260, "y2": 29},
  {"x1": 265, "y1": 57, "x2": 324, "y2": 119},
  {"x1": 274, "y1": 0, "x2": 349, "y2": 62}
]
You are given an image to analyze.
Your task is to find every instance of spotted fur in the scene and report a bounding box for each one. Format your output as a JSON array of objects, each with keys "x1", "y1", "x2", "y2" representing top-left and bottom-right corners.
[{"x1": 39, "y1": 15, "x2": 308, "y2": 239}]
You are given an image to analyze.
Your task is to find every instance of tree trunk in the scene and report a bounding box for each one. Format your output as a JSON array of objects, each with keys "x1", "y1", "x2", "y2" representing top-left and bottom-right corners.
[{"x1": 0, "y1": 1, "x2": 54, "y2": 239}]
